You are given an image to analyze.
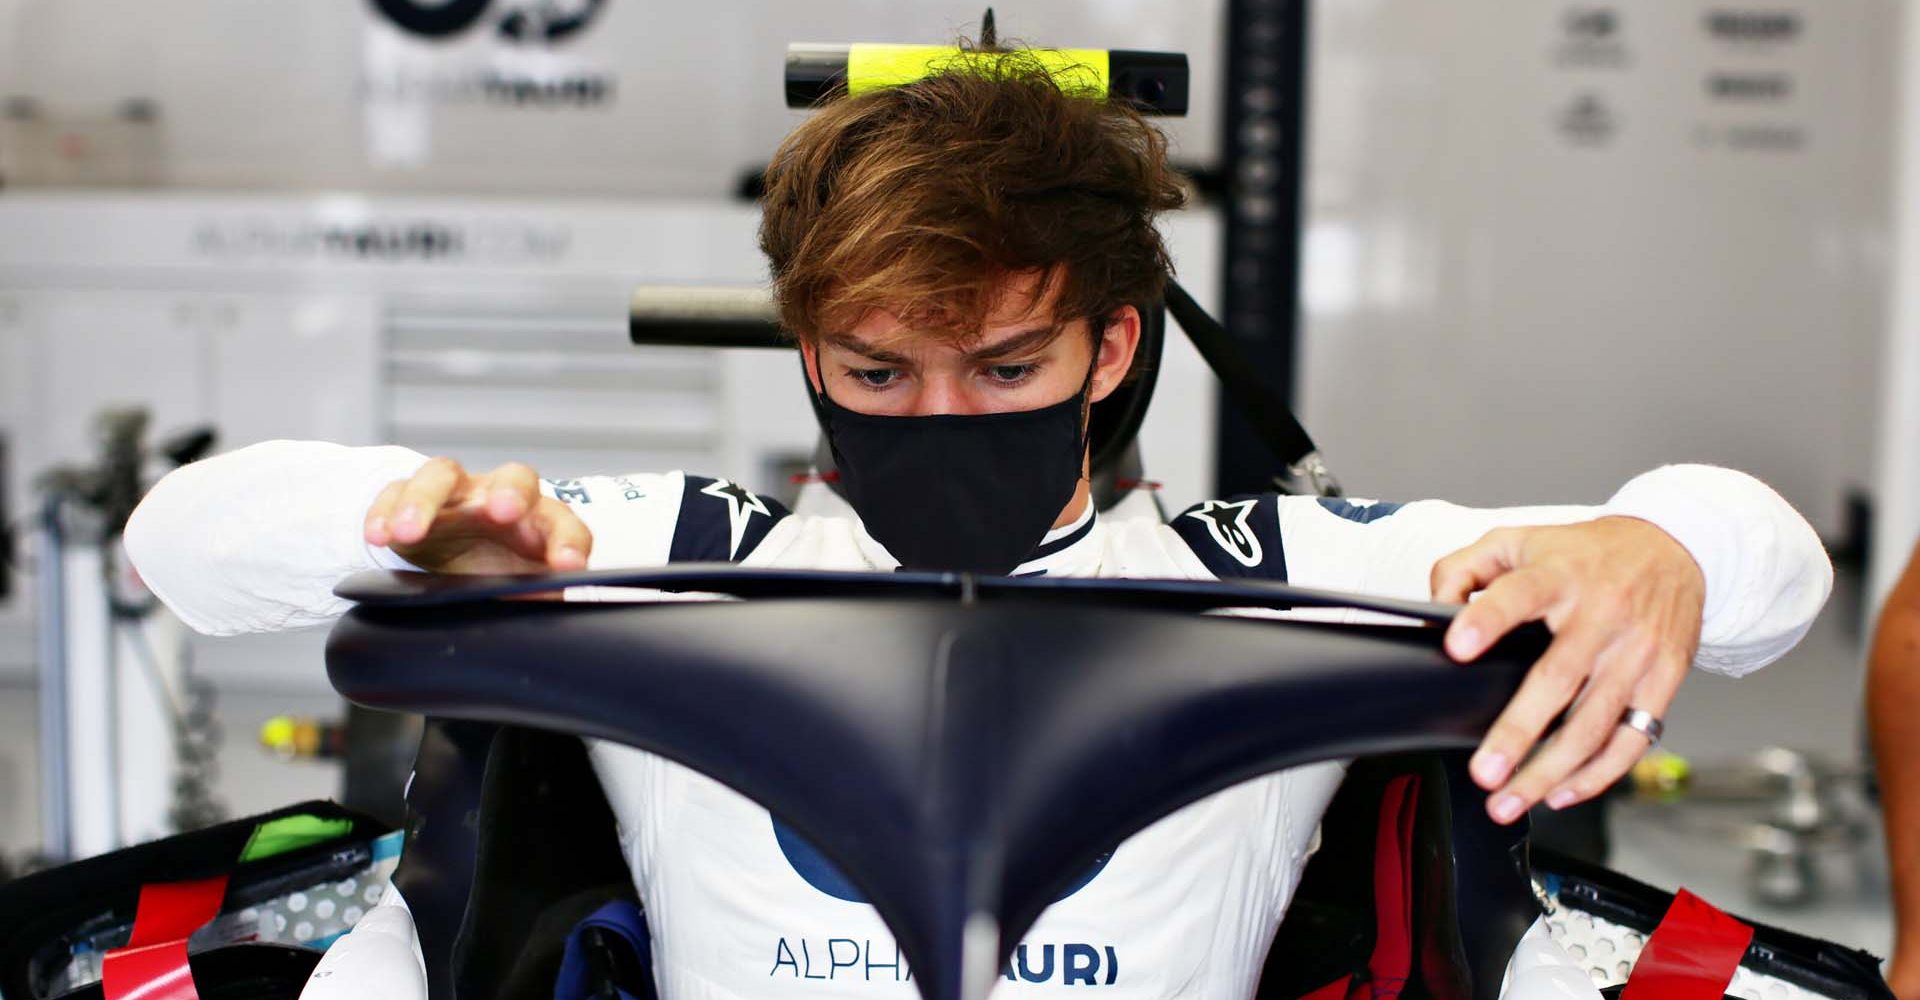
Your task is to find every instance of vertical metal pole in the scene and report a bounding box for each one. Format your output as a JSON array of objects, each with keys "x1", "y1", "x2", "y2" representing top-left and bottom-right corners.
[
  {"x1": 61, "y1": 532, "x2": 118, "y2": 858},
  {"x1": 1216, "y1": 0, "x2": 1311, "y2": 496},
  {"x1": 35, "y1": 497, "x2": 71, "y2": 861}
]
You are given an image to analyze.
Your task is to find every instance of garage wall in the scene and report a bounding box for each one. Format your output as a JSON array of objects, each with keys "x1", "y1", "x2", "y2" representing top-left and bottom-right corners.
[
  {"x1": 0, "y1": 0, "x2": 1225, "y2": 196},
  {"x1": 0, "y1": 0, "x2": 1893, "y2": 540},
  {"x1": 1297, "y1": 0, "x2": 1893, "y2": 542}
]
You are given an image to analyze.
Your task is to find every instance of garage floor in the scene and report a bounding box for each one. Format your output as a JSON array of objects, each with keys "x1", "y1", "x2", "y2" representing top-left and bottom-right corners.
[{"x1": 1604, "y1": 564, "x2": 1897, "y2": 964}]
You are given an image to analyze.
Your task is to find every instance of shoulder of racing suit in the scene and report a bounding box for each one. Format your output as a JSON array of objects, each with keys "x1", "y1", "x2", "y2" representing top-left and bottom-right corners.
[
  {"x1": 1170, "y1": 494, "x2": 1291, "y2": 580},
  {"x1": 666, "y1": 474, "x2": 793, "y2": 563},
  {"x1": 1168, "y1": 494, "x2": 1410, "y2": 581}
]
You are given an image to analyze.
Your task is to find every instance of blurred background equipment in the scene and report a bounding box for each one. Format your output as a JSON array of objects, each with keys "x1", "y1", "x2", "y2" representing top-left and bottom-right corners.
[
  {"x1": 259, "y1": 709, "x2": 420, "y2": 829},
  {"x1": 782, "y1": 39, "x2": 1191, "y2": 114},
  {"x1": 1623, "y1": 747, "x2": 1878, "y2": 910},
  {"x1": 33, "y1": 407, "x2": 222, "y2": 862},
  {"x1": 0, "y1": 95, "x2": 166, "y2": 190},
  {"x1": 258, "y1": 715, "x2": 346, "y2": 762}
]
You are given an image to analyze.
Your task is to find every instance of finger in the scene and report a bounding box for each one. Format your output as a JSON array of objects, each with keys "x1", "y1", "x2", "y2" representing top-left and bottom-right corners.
[
  {"x1": 535, "y1": 501, "x2": 593, "y2": 570},
  {"x1": 1490, "y1": 630, "x2": 1653, "y2": 819},
  {"x1": 1430, "y1": 528, "x2": 1520, "y2": 604},
  {"x1": 1541, "y1": 725, "x2": 1653, "y2": 812},
  {"x1": 500, "y1": 512, "x2": 555, "y2": 563},
  {"x1": 391, "y1": 457, "x2": 467, "y2": 545},
  {"x1": 1446, "y1": 564, "x2": 1558, "y2": 662},
  {"x1": 484, "y1": 462, "x2": 540, "y2": 523},
  {"x1": 364, "y1": 480, "x2": 407, "y2": 547},
  {"x1": 1468, "y1": 605, "x2": 1612, "y2": 797},
  {"x1": 1542, "y1": 644, "x2": 1688, "y2": 809}
]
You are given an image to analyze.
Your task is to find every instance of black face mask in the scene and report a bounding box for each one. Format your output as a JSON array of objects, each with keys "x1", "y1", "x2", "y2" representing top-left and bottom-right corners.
[{"x1": 814, "y1": 372, "x2": 1092, "y2": 575}]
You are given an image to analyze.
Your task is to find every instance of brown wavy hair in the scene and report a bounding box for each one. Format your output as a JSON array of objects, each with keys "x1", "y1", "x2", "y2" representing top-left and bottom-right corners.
[{"x1": 758, "y1": 54, "x2": 1187, "y2": 347}]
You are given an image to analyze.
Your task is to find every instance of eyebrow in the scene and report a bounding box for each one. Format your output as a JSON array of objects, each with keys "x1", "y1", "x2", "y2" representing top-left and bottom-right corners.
[
  {"x1": 824, "y1": 333, "x2": 913, "y2": 365},
  {"x1": 964, "y1": 325, "x2": 1063, "y2": 363},
  {"x1": 825, "y1": 325, "x2": 1063, "y2": 366}
]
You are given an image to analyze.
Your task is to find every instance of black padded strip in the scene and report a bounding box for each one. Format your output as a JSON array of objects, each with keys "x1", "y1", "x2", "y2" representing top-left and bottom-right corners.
[{"x1": 333, "y1": 566, "x2": 1457, "y2": 626}]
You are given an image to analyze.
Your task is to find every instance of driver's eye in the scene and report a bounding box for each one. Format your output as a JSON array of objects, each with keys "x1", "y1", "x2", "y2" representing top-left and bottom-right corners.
[
  {"x1": 849, "y1": 367, "x2": 902, "y2": 389},
  {"x1": 986, "y1": 363, "x2": 1039, "y2": 385}
]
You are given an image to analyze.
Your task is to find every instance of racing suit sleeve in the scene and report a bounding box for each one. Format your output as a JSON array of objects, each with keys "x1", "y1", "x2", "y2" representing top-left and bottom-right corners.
[
  {"x1": 1170, "y1": 464, "x2": 1830, "y2": 678},
  {"x1": 123, "y1": 439, "x2": 698, "y2": 636}
]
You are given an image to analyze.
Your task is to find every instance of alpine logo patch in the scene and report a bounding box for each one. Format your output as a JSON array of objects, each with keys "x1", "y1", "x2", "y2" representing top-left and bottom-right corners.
[{"x1": 1184, "y1": 499, "x2": 1264, "y2": 568}]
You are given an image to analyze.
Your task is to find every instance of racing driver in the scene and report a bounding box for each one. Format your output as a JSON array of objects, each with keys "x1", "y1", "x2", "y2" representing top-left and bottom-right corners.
[{"x1": 125, "y1": 62, "x2": 1833, "y2": 999}]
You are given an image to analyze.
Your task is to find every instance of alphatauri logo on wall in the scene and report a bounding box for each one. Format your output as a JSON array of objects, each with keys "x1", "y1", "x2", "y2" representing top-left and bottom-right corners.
[
  {"x1": 363, "y1": 0, "x2": 617, "y2": 109},
  {"x1": 372, "y1": 0, "x2": 606, "y2": 44}
]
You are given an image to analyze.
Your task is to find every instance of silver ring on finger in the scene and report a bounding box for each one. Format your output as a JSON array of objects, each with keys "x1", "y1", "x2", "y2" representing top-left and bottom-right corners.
[{"x1": 1619, "y1": 707, "x2": 1664, "y2": 746}]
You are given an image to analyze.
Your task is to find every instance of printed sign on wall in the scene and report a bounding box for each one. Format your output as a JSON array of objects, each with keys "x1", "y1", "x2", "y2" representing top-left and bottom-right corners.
[{"x1": 361, "y1": 0, "x2": 619, "y2": 165}]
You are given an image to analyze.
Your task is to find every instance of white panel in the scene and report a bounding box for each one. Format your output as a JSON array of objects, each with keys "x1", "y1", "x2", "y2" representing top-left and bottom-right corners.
[
  {"x1": 0, "y1": 293, "x2": 34, "y2": 470},
  {"x1": 1141, "y1": 212, "x2": 1221, "y2": 517},
  {"x1": 33, "y1": 291, "x2": 210, "y2": 465},
  {"x1": 379, "y1": 299, "x2": 735, "y2": 496},
  {"x1": 716, "y1": 348, "x2": 827, "y2": 493},
  {"x1": 1298, "y1": 0, "x2": 1889, "y2": 536},
  {"x1": 208, "y1": 294, "x2": 382, "y2": 448},
  {"x1": 388, "y1": 383, "x2": 719, "y2": 439}
]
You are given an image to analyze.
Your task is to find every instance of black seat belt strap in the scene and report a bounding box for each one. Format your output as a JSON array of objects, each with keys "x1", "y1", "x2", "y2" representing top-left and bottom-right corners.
[{"x1": 1162, "y1": 279, "x2": 1341, "y2": 497}]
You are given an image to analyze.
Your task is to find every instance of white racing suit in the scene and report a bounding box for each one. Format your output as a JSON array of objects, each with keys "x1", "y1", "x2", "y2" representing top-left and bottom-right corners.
[{"x1": 124, "y1": 441, "x2": 1833, "y2": 1000}]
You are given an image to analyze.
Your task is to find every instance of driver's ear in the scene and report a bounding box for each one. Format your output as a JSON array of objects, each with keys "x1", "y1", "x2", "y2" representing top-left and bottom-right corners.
[
  {"x1": 1090, "y1": 306, "x2": 1142, "y2": 404},
  {"x1": 800, "y1": 339, "x2": 824, "y2": 394}
]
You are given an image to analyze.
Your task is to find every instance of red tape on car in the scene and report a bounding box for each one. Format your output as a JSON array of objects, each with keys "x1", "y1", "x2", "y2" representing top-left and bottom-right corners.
[
  {"x1": 1620, "y1": 887, "x2": 1753, "y2": 1000},
  {"x1": 102, "y1": 874, "x2": 230, "y2": 1000}
]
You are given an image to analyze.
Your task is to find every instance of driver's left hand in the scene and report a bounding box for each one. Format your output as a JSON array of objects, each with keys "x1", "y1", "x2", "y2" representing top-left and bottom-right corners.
[{"x1": 1429, "y1": 516, "x2": 1706, "y2": 824}]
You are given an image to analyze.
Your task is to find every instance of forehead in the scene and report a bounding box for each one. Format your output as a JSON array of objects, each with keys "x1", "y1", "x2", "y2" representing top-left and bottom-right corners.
[{"x1": 839, "y1": 269, "x2": 1068, "y2": 349}]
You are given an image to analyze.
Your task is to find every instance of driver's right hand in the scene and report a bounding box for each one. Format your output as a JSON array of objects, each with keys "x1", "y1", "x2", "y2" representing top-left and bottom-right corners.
[{"x1": 362, "y1": 457, "x2": 591, "y2": 574}]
